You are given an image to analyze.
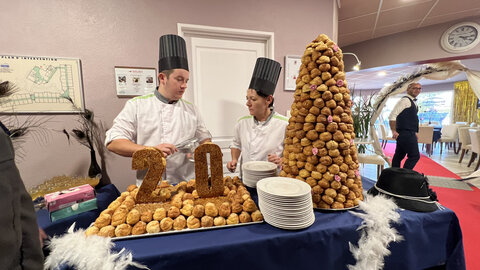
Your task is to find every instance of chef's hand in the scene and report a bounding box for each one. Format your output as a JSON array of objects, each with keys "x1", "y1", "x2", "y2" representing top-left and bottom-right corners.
[
  {"x1": 268, "y1": 154, "x2": 282, "y2": 166},
  {"x1": 155, "y1": 143, "x2": 178, "y2": 157},
  {"x1": 392, "y1": 131, "x2": 399, "y2": 140},
  {"x1": 227, "y1": 160, "x2": 237, "y2": 173}
]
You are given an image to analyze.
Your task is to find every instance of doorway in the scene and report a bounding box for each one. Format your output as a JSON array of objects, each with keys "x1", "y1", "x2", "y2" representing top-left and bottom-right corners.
[{"x1": 178, "y1": 23, "x2": 274, "y2": 171}]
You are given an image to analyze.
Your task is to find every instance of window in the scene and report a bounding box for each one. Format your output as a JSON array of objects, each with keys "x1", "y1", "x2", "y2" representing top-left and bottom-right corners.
[
  {"x1": 417, "y1": 90, "x2": 453, "y2": 125},
  {"x1": 379, "y1": 90, "x2": 454, "y2": 127}
]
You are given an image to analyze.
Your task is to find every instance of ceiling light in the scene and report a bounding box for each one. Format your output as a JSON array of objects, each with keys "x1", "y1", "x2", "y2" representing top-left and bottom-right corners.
[
  {"x1": 378, "y1": 71, "x2": 387, "y2": 76},
  {"x1": 343, "y1": 52, "x2": 362, "y2": 71}
]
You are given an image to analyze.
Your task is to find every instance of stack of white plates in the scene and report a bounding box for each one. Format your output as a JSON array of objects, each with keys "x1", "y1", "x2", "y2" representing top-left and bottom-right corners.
[
  {"x1": 257, "y1": 177, "x2": 315, "y2": 230},
  {"x1": 241, "y1": 161, "x2": 277, "y2": 188}
]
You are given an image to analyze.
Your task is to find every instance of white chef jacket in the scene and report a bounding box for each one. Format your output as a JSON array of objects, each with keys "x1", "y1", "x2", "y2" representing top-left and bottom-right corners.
[
  {"x1": 105, "y1": 91, "x2": 211, "y2": 185},
  {"x1": 230, "y1": 111, "x2": 288, "y2": 174}
]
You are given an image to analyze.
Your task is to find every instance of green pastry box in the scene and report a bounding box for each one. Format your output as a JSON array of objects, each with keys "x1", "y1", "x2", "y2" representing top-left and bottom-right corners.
[{"x1": 50, "y1": 198, "x2": 98, "y2": 222}]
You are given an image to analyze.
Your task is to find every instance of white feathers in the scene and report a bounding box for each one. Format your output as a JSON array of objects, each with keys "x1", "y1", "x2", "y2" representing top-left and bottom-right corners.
[
  {"x1": 348, "y1": 194, "x2": 403, "y2": 270},
  {"x1": 44, "y1": 224, "x2": 149, "y2": 270}
]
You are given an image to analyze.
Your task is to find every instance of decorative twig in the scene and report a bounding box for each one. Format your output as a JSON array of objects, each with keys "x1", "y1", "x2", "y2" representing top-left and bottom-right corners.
[{"x1": 0, "y1": 81, "x2": 52, "y2": 159}]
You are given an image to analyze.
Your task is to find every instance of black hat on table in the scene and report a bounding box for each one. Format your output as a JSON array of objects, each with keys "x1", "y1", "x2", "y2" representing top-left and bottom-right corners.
[
  {"x1": 158, "y1": 34, "x2": 189, "y2": 72},
  {"x1": 368, "y1": 167, "x2": 440, "y2": 212},
  {"x1": 249, "y1": 57, "x2": 282, "y2": 96}
]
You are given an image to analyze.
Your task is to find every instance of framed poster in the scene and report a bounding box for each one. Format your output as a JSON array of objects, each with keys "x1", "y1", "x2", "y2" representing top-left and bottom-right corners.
[
  {"x1": 0, "y1": 55, "x2": 84, "y2": 113},
  {"x1": 114, "y1": 66, "x2": 157, "y2": 97},
  {"x1": 284, "y1": 55, "x2": 302, "y2": 91}
]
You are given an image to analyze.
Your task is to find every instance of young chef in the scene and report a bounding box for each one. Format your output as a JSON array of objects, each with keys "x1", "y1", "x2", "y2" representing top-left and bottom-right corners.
[
  {"x1": 106, "y1": 34, "x2": 212, "y2": 185},
  {"x1": 227, "y1": 57, "x2": 288, "y2": 174}
]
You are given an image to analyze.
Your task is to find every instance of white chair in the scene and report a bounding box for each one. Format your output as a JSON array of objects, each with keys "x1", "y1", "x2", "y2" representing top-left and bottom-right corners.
[
  {"x1": 438, "y1": 124, "x2": 459, "y2": 154},
  {"x1": 357, "y1": 153, "x2": 385, "y2": 179},
  {"x1": 379, "y1": 124, "x2": 394, "y2": 149},
  {"x1": 417, "y1": 126, "x2": 434, "y2": 156},
  {"x1": 468, "y1": 129, "x2": 480, "y2": 170},
  {"x1": 458, "y1": 127, "x2": 472, "y2": 163}
]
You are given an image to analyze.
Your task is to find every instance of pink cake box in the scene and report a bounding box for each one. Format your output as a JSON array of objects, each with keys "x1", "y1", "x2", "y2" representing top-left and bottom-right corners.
[{"x1": 45, "y1": 184, "x2": 96, "y2": 212}]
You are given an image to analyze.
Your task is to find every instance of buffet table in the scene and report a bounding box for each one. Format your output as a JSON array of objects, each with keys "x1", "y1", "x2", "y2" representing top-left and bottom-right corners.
[{"x1": 37, "y1": 179, "x2": 465, "y2": 270}]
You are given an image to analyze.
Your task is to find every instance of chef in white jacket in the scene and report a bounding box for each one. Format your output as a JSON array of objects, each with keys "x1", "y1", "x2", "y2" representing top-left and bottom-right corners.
[
  {"x1": 106, "y1": 34, "x2": 212, "y2": 185},
  {"x1": 227, "y1": 57, "x2": 288, "y2": 174}
]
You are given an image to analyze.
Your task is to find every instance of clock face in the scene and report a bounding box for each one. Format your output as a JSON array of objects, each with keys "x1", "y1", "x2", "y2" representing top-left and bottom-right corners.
[
  {"x1": 447, "y1": 25, "x2": 478, "y2": 48},
  {"x1": 441, "y1": 22, "x2": 480, "y2": 53}
]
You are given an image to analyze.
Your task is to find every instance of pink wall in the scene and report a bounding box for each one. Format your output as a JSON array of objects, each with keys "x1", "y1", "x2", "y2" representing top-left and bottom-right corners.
[
  {"x1": 343, "y1": 16, "x2": 480, "y2": 70},
  {"x1": 1, "y1": 0, "x2": 336, "y2": 191}
]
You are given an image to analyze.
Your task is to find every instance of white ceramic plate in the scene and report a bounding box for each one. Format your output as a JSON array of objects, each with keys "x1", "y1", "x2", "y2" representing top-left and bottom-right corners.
[
  {"x1": 242, "y1": 161, "x2": 277, "y2": 172},
  {"x1": 264, "y1": 215, "x2": 315, "y2": 230},
  {"x1": 258, "y1": 191, "x2": 312, "y2": 202},
  {"x1": 257, "y1": 177, "x2": 311, "y2": 198}
]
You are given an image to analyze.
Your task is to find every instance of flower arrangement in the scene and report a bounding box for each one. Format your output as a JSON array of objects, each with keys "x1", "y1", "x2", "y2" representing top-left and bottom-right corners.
[{"x1": 351, "y1": 88, "x2": 376, "y2": 153}]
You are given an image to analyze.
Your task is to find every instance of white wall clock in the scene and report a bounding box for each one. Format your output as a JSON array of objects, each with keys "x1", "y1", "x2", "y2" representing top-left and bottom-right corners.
[{"x1": 440, "y1": 22, "x2": 480, "y2": 53}]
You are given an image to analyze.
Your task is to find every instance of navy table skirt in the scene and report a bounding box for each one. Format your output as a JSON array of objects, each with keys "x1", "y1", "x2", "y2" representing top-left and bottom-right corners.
[{"x1": 39, "y1": 179, "x2": 465, "y2": 270}]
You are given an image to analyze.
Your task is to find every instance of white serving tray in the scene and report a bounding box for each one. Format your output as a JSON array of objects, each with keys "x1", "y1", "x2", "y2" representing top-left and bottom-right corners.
[{"x1": 111, "y1": 220, "x2": 264, "y2": 241}]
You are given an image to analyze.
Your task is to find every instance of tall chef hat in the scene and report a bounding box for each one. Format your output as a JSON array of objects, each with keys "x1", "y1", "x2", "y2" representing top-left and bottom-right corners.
[
  {"x1": 158, "y1": 34, "x2": 189, "y2": 72},
  {"x1": 248, "y1": 57, "x2": 282, "y2": 96}
]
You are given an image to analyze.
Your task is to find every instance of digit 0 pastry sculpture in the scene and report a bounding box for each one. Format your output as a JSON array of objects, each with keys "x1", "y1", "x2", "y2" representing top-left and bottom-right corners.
[
  {"x1": 86, "y1": 144, "x2": 263, "y2": 238},
  {"x1": 280, "y1": 34, "x2": 364, "y2": 210}
]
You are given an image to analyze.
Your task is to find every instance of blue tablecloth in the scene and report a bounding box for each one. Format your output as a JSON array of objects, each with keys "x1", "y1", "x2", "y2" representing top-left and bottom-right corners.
[
  {"x1": 37, "y1": 184, "x2": 120, "y2": 236},
  {"x1": 40, "y1": 180, "x2": 465, "y2": 270}
]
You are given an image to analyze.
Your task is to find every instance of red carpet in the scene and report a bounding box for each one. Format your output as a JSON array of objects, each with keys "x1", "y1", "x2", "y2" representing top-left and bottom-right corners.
[
  {"x1": 383, "y1": 142, "x2": 480, "y2": 269},
  {"x1": 382, "y1": 143, "x2": 459, "y2": 178}
]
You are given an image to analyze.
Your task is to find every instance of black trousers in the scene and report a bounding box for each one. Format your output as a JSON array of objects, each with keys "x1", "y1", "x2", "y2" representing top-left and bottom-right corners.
[{"x1": 392, "y1": 130, "x2": 420, "y2": 169}]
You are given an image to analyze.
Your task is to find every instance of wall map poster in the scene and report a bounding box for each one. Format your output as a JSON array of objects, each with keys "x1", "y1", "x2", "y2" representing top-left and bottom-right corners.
[{"x1": 0, "y1": 55, "x2": 84, "y2": 113}]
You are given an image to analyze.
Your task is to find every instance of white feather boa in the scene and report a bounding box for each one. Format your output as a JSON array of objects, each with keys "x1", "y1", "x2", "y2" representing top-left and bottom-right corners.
[
  {"x1": 348, "y1": 194, "x2": 404, "y2": 270},
  {"x1": 44, "y1": 224, "x2": 149, "y2": 270}
]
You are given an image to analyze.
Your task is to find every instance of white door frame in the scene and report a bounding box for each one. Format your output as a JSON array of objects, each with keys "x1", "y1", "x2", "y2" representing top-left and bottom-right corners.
[
  {"x1": 178, "y1": 23, "x2": 274, "y2": 56},
  {"x1": 177, "y1": 24, "x2": 274, "y2": 174},
  {"x1": 177, "y1": 23, "x2": 274, "y2": 105}
]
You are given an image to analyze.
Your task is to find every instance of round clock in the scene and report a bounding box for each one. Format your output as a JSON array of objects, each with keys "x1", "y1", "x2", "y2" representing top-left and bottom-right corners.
[{"x1": 440, "y1": 22, "x2": 480, "y2": 53}]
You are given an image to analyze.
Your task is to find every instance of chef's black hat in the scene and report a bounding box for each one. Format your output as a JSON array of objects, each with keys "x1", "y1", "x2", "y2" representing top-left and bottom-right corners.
[
  {"x1": 158, "y1": 34, "x2": 189, "y2": 72},
  {"x1": 248, "y1": 57, "x2": 282, "y2": 96}
]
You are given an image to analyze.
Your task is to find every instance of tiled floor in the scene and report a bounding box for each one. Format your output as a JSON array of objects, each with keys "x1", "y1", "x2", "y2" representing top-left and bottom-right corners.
[{"x1": 359, "y1": 143, "x2": 477, "y2": 180}]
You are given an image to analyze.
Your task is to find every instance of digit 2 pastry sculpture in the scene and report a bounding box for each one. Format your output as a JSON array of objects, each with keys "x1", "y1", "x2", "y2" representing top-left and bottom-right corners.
[
  {"x1": 280, "y1": 34, "x2": 364, "y2": 210},
  {"x1": 86, "y1": 144, "x2": 263, "y2": 239}
]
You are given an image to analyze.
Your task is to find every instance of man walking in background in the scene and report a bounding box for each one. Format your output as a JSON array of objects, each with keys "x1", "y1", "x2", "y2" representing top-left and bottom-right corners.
[{"x1": 389, "y1": 83, "x2": 422, "y2": 169}]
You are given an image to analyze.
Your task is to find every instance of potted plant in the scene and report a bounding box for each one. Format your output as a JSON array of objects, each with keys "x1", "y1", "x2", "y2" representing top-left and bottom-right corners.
[{"x1": 351, "y1": 89, "x2": 376, "y2": 153}]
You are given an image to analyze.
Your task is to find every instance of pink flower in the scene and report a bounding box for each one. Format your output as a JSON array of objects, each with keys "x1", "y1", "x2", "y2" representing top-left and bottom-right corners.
[
  {"x1": 312, "y1": 147, "x2": 318, "y2": 155},
  {"x1": 333, "y1": 45, "x2": 339, "y2": 52},
  {"x1": 327, "y1": 115, "x2": 333, "y2": 123},
  {"x1": 350, "y1": 139, "x2": 354, "y2": 145},
  {"x1": 355, "y1": 170, "x2": 360, "y2": 177},
  {"x1": 335, "y1": 175, "x2": 341, "y2": 182},
  {"x1": 310, "y1": 84, "x2": 317, "y2": 90},
  {"x1": 337, "y1": 80, "x2": 344, "y2": 87}
]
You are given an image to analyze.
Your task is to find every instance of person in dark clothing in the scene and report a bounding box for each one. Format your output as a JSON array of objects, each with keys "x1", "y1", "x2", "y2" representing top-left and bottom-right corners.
[
  {"x1": 0, "y1": 124, "x2": 44, "y2": 269},
  {"x1": 388, "y1": 83, "x2": 422, "y2": 169}
]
